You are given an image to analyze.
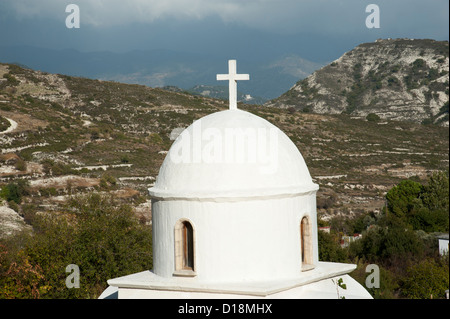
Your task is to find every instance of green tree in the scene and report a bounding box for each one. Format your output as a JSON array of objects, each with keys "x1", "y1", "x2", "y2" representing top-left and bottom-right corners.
[
  {"x1": 349, "y1": 218, "x2": 425, "y2": 266},
  {"x1": 401, "y1": 258, "x2": 449, "y2": 299},
  {"x1": 386, "y1": 179, "x2": 423, "y2": 220},
  {"x1": 388, "y1": 172, "x2": 450, "y2": 232},
  {"x1": 318, "y1": 230, "x2": 348, "y2": 262},
  {"x1": 415, "y1": 172, "x2": 449, "y2": 232},
  {"x1": 410, "y1": 206, "x2": 449, "y2": 233},
  {"x1": 421, "y1": 171, "x2": 449, "y2": 212},
  {"x1": 0, "y1": 180, "x2": 29, "y2": 204}
]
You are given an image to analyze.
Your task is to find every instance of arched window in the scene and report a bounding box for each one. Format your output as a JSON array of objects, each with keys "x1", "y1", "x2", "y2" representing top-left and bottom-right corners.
[
  {"x1": 174, "y1": 220, "x2": 195, "y2": 275},
  {"x1": 300, "y1": 216, "x2": 314, "y2": 271}
]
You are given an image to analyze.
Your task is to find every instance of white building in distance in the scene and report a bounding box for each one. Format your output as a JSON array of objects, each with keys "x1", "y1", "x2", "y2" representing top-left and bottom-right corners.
[{"x1": 438, "y1": 234, "x2": 449, "y2": 256}]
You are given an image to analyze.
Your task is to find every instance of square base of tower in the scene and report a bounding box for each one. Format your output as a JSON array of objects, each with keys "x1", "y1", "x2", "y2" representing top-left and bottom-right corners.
[{"x1": 103, "y1": 262, "x2": 371, "y2": 299}]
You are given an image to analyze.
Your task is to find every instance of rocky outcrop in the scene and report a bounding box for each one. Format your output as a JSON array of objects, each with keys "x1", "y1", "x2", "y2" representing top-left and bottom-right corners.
[{"x1": 266, "y1": 39, "x2": 449, "y2": 126}]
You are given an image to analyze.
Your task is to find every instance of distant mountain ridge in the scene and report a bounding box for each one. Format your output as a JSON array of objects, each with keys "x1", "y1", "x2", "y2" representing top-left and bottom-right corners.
[
  {"x1": 266, "y1": 39, "x2": 449, "y2": 126},
  {"x1": 185, "y1": 85, "x2": 267, "y2": 105},
  {"x1": 0, "y1": 45, "x2": 325, "y2": 101}
]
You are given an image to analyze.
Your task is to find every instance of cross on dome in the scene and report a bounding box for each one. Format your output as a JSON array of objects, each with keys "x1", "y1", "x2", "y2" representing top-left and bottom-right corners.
[{"x1": 216, "y1": 60, "x2": 249, "y2": 110}]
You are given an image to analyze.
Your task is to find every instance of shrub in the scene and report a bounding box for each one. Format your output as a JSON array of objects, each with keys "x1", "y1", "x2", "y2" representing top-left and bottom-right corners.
[
  {"x1": 41, "y1": 159, "x2": 76, "y2": 176},
  {"x1": 0, "y1": 180, "x2": 29, "y2": 204},
  {"x1": 401, "y1": 258, "x2": 449, "y2": 299},
  {"x1": 0, "y1": 116, "x2": 10, "y2": 131},
  {"x1": 366, "y1": 113, "x2": 381, "y2": 122},
  {"x1": 3, "y1": 73, "x2": 20, "y2": 86},
  {"x1": 149, "y1": 132, "x2": 163, "y2": 145},
  {"x1": 15, "y1": 159, "x2": 27, "y2": 172},
  {"x1": 412, "y1": 58, "x2": 426, "y2": 69},
  {"x1": 100, "y1": 174, "x2": 117, "y2": 189},
  {"x1": 0, "y1": 246, "x2": 46, "y2": 299}
]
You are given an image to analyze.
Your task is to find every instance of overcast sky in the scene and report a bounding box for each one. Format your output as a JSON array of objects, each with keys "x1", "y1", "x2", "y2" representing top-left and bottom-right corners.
[{"x1": 0, "y1": 0, "x2": 448, "y2": 62}]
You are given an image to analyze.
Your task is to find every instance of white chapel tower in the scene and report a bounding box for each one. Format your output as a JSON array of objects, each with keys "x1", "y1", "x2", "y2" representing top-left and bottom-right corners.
[{"x1": 101, "y1": 60, "x2": 372, "y2": 299}]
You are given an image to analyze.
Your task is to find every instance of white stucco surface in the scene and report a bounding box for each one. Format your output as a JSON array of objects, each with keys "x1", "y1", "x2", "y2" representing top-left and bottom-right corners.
[
  {"x1": 100, "y1": 98, "x2": 372, "y2": 299},
  {"x1": 106, "y1": 264, "x2": 372, "y2": 299},
  {"x1": 151, "y1": 193, "x2": 318, "y2": 282},
  {"x1": 149, "y1": 109, "x2": 318, "y2": 200}
]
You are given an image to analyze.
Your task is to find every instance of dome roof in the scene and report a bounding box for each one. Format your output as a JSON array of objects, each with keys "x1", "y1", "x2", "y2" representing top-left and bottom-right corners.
[{"x1": 149, "y1": 109, "x2": 318, "y2": 200}]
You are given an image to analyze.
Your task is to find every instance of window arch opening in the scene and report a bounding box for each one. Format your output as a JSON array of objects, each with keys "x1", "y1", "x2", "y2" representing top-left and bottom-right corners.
[
  {"x1": 174, "y1": 220, "x2": 196, "y2": 276},
  {"x1": 300, "y1": 216, "x2": 314, "y2": 271}
]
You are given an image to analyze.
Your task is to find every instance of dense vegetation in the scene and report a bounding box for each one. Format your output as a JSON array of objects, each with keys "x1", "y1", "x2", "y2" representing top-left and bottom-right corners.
[
  {"x1": 0, "y1": 172, "x2": 447, "y2": 298},
  {"x1": 0, "y1": 115, "x2": 10, "y2": 132},
  {"x1": 318, "y1": 171, "x2": 449, "y2": 299},
  {"x1": 0, "y1": 193, "x2": 152, "y2": 298}
]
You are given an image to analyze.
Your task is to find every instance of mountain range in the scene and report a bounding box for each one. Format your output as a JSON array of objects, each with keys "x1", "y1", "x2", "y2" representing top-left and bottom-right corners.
[
  {"x1": 0, "y1": 45, "x2": 325, "y2": 102},
  {"x1": 266, "y1": 39, "x2": 449, "y2": 126}
]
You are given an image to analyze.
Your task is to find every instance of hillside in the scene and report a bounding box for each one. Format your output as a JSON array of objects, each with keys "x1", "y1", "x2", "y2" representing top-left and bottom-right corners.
[
  {"x1": 0, "y1": 62, "x2": 449, "y2": 236},
  {"x1": 266, "y1": 39, "x2": 449, "y2": 126},
  {"x1": 0, "y1": 46, "x2": 324, "y2": 101}
]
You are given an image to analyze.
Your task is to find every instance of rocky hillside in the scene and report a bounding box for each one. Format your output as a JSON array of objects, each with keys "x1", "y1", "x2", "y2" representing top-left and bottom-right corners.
[
  {"x1": 266, "y1": 39, "x2": 449, "y2": 126},
  {"x1": 0, "y1": 62, "x2": 229, "y2": 236},
  {"x1": 0, "y1": 62, "x2": 448, "y2": 236}
]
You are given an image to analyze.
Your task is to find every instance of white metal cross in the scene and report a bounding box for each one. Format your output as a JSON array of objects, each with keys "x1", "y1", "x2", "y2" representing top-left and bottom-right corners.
[{"x1": 216, "y1": 60, "x2": 249, "y2": 110}]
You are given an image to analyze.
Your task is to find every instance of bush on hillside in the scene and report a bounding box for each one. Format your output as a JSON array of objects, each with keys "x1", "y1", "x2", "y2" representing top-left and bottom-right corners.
[{"x1": 0, "y1": 193, "x2": 152, "y2": 299}]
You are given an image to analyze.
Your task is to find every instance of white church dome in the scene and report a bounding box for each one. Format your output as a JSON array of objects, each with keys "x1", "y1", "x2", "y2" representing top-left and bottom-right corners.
[
  {"x1": 149, "y1": 109, "x2": 318, "y2": 200},
  {"x1": 102, "y1": 61, "x2": 372, "y2": 299}
]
